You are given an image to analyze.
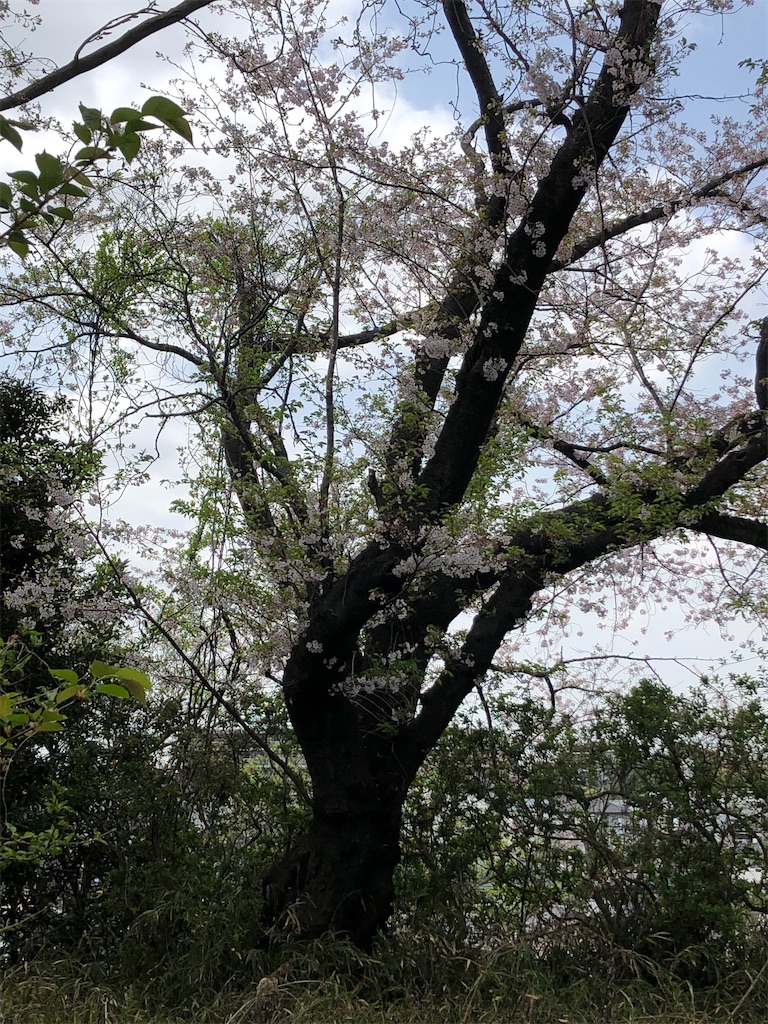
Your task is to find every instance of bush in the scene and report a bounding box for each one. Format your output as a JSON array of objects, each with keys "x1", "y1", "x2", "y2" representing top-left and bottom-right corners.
[{"x1": 398, "y1": 675, "x2": 768, "y2": 981}]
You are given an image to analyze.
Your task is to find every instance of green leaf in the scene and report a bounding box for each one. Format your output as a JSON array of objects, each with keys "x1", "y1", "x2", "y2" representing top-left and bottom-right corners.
[
  {"x1": 89, "y1": 664, "x2": 150, "y2": 704},
  {"x1": 116, "y1": 671, "x2": 151, "y2": 704},
  {"x1": 141, "y1": 95, "x2": 187, "y2": 121},
  {"x1": 111, "y1": 666, "x2": 152, "y2": 690},
  {"x1": 7, "y1": 232, "x2": 29, "y2": 257},
  {"x1": 110, "y1": 106, "x2": 143, "y2": 124},
  {"x1": 73, "y1": 121, "x2": 92, "y2": 145},
  {"x1": 121, "y1": 679, "x2": 149, "y2": 704},
  {"x1": 116, "y1": 132, "x2": 141, "y2": 162},
  {"x1": 17, "y1": 181, "x2": 40, "y2": 201},
  {"x1": 0, "y1": 181, "x2": 12, "y2": 209},
  {"x1": 35, "y1": 151, "x2": 64, "y2": 191},
  {"x1": 60, "y1": 182, "x2": 87, "y2": 198},
  {"x1": 74, "y1": 146, "x2": 111, "y2": 163},
  {"x1": 36, "y1": 721, "x2": 65, "y2": 732},
  {"x1": 78, "y1": 104, "x2": 103, "y2": 129},
  {"x1": 49, "y1": 668, "x2": 79, "y2": 686},
  {"x1": 124, "y1": 118, "x2": 159, "y2": 133},
  {"x1": 89, "y1": 660, "x2": 117, "y2": 679},
  {"x1": 54, "y1": 684, "x2": 83, "y2": 704},
  {"x1": 8, "y1": 169, "x2": 38, "y2": 185},
  {"x1": 162, "y1": 116, "x2": 193, "y2": 144},
  {"x1": 0, "y1": 118, "x2": 23, "y2": 151},
  {"x1": 94, "y1": 682, "x2": 131, "y2": 699},
  {"x1": 0, "y1": 693, "x2": 12, "y2": 718},
  {"x1": 50, "y1": 206, "x2": 74, "y2": 221}
]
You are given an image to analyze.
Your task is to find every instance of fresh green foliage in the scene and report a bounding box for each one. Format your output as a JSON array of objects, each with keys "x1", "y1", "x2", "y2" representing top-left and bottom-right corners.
[
  {"x1": 0, "y1": 634, "x2": 151, "y2": 868},
  {"x1": 1, "y1": 644, "x2": 151, "y2": 751},
  {"x1": 0, "y1": 98, "x2": 193, "y2": 255}
]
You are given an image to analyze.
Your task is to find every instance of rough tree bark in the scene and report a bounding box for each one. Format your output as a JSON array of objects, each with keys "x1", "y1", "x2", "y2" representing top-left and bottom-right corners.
[{"x1": 258, "y1": 0, "x2": 671, "y2": 943}]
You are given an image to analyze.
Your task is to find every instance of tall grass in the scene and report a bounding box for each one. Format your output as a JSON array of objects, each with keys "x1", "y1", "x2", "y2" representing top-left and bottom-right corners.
[{"x1": 2, "y1": 936, "x2": 768, "y2": 1023}]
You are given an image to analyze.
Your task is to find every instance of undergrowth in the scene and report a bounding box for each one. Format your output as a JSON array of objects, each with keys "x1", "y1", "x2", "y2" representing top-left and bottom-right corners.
[{"x1": 2, "y1": 936, "x2": 768, "y2": 1024}]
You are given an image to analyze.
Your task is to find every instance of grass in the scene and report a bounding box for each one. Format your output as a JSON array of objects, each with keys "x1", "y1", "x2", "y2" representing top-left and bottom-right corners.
[{"x1": 2, "y1": 937, "x2": 768, "y2": 1023}]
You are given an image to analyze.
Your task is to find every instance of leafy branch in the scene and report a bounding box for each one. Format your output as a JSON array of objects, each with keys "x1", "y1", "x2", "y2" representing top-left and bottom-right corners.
[{"x1": 0, "y1": 96, "x2": 193, "y2": 256}]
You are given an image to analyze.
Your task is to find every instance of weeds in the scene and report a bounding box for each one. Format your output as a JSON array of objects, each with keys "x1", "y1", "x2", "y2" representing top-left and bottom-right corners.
[{"x1": 2, "y1": 937, "x2": 768, "y2": 1024}]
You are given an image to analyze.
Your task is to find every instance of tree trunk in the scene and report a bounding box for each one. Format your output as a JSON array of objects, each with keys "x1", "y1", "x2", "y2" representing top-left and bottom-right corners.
[{"x1": 262, "y1": 796, "x2": 403, "y2": 949}]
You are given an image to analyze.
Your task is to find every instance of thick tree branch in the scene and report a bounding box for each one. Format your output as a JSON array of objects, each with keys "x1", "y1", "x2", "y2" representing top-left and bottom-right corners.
[
  {"x1": 684, "y1": 414, "x2": 767, "y2": 504},
  {"x1": 442, "y1": 0, "x2": 509, "y2": 180},
  {"x1": 404, "y1": 406, "x2": 768, "y2": 765},
  {"x1": 756, "y1": 318, "x2": 768, "y2": 411},
  {"x1": 286, "y1": 4, "x2": 670, "y2": 721},
  {"x1": 692, "y1": 512, "x2": 768, "y2": 551},
  {"x1": 103, "y1": 325, "x2": 204, "y2": 368},
  {"x1": 403, "y1": 495, "x2": 622, "y2": 766},
  {"x1": 0, "y1": 0, "x2": 215, "y2": 112},
  {"x1": 415, "y1": 0, "x2": 662, "y2": 518},
  {"x1": 374, "y1": 1, "x2": 526, "y2": 498}
]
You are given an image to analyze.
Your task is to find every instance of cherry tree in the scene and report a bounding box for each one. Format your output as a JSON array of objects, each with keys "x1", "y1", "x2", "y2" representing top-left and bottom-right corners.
[{"x1": 1, "y1": 0, "x2": 767, "y2": 945}]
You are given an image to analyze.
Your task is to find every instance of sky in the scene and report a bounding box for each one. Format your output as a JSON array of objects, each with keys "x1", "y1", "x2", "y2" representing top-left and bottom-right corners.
[
  {"x1": 2, "y1": 0, "x2": 767, "y2": 691},
  {"x1": 5, "y1": 1, "x2": 765, "y2": 148}
]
